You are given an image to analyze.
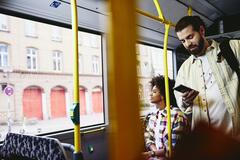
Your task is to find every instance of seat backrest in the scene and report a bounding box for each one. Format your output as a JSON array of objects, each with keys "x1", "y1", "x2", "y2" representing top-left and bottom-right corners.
[{"x1": 1, "y1": 132, "x2": 68, "y2": 160}]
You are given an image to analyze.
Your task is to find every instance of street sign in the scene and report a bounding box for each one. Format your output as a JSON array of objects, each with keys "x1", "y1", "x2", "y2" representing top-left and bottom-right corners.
[{"x1": 4, "y1": 86, "x2": 14, "y2": 96}]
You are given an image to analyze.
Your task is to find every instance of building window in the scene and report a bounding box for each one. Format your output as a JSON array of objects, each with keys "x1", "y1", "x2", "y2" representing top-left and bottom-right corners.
[
  {"x1": 90, "y1": 35, "x2": 99, "y2": 48},
  {"x1": 51, "y1": 26, "x2": 62, "y2": 42},
  {"x1": 139, "y1": 44, "x2": 148, "y2": 56},
  {"x1": 83, "y1": 36, "x2": 91, "y2": 47},
  {"x1": 0, "y1": 14, "x2": 9, "y2": 31},
  {"x1": 92, "y1": 55, "x2": 99, "y2": 74},
  {"x1": 27, "y1": 48, "x2": 38, "y2": 70},
  {"x1": 142, "y1": 61, "x2": 149, "y2": 76},
  {"x1": 78, "y1": 32, "x2": 91, "y2": 47},
  {"x1": 0, "y1": 43, "x2": 8, "y2": 67},
  {"x1": 52, "y1": 50, "x2": 62, "y2": 71},
  {"x1": 25, "y1": 20, "x2": 37, "y2": 37},
  {"x1": 151, "y1": 48, "x2": 173, "y2": 78}
]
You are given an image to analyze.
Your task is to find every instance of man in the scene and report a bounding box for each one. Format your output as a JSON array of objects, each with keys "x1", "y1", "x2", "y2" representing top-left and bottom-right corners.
[
  {"x1": 174, "y1": 15, "x2": 240, "y2": 137},
  {"x1": 143, "y1": 75, "x2": 189, "y2": 159}
]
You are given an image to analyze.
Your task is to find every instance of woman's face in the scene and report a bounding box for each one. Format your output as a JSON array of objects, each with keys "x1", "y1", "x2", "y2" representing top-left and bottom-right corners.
[{"x1": 150, "y1": 85, "x2": 163, "y2": 104}]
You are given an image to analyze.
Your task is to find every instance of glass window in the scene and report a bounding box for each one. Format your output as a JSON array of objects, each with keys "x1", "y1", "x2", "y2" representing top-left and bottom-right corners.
[
  {"x1": 27, "y1": 48, "x2": 37, "y2": 70},
  {"x1": 0, "y1": 14, "x2": 9, "y2": 31},
  {"x1": 92, "y1": 55, "x2": 100, "y2": 74},
  {"x1": 142, "y1": 61, "x2": 150, "y2": 76},
  {"x1": 52, "y1": 50, "x2": 62, "y2": 71},
  {"x1": 51, "y1": 26, "x2": 62, "y2": 42},
  {"x1": 83, "y1": 35, "x2": 91, "y2": 47},
  {"x1": 139, "y1": 44, "x2": 148, "y2": 56},
  {"x1": 0, "y1": 13, "x2": 104, "y2": 140},
  {"x1": 78, "y1": 32, "x2": 93, "y2": 47},
  {"x1": 0, "y1": 43, "x2": 8, "y2": 67},
  {"x1": 25, "y1": 20, "x2": 37, "y2": 37},
  {"x1": 90, "y1": 35, "x2": 99, "y2": 48},
  {"x1": 151, "y1": 48, "x2": 173, "y2": 78}
]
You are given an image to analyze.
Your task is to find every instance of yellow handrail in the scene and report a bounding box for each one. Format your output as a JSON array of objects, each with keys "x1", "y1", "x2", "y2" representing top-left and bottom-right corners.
[
  {"x1": 153, "y1": 0, "x2": 172, "y2": 157},
  {"x1": 70, "y1": 0, "x2": 83, "y2": 159},
  {"x1": 153, "y1": 0, "x2": 165, "y2": 20},
  {"x1": 136, "y1": 8, "x2": 175, "y2": 27},
  {"x1": 163, "y1": 24, "x2": 172, "y2": 157}
]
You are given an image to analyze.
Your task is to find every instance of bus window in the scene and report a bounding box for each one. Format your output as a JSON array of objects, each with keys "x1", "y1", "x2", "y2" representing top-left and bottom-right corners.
[{"x1": 0, "y1": 13, "x2": 105, "y2": 140}]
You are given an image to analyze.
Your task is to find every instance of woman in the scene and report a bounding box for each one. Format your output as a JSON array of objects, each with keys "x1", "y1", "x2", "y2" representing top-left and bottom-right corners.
[{"x1": 143, "y1": 75, "x2": 189, "y2": 160}]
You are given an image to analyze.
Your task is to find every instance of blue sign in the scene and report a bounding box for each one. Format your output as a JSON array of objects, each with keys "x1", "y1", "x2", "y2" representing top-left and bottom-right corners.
[{"x1": 50, "y1": 1, "x2": 61, "y2": 8}]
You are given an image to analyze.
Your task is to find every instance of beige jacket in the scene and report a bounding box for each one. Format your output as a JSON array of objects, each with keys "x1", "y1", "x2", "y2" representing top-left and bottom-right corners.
[{"x1": 174, "y1": 40, "x2": 240, "y2": 136}]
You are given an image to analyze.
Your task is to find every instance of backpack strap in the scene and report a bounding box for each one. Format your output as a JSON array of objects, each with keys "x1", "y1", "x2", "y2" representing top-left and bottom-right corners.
[{"x1": 218, "y1": 39, "x2": 240, "y2": 79}]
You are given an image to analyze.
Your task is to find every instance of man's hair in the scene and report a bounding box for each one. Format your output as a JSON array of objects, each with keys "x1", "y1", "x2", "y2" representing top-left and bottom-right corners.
[
  {"x1": 150, "y1": 75, "x2": 177, "y2": 107},
  {"x1": 175, "y1": 16, "x2": 206, "y2": 33}
]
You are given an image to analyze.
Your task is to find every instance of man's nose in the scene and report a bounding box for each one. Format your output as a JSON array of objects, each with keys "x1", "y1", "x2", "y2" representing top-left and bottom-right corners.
[{"x1": 185, "y1": 40, "x2": 192, "y2": 48}]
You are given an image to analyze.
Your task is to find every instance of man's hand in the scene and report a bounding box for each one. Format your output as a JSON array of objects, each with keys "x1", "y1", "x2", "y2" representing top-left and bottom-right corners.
[{"x1": 182, "y1": 90, "x2": 199, "y2": 106}]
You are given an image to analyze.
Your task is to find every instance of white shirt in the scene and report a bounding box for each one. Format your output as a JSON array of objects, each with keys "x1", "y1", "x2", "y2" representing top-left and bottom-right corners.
[{"x1": 198, "y1": 55, "x2": 232, "y2": 134}]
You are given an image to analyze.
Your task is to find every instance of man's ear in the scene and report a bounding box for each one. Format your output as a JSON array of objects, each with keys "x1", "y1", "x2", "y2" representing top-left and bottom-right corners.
[{"x1": 199, "y1": 25, "x2": 205, "y2": 36}]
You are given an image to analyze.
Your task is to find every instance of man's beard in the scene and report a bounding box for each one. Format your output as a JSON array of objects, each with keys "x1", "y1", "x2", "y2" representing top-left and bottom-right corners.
[{"x1": 187, "y1": 37, "x2": 204, "y2": 56}]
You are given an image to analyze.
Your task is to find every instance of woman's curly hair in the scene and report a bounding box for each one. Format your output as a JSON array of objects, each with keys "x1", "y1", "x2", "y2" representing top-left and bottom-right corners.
[{"x1": 150, "y1": 74, "x2": 177, "y2": 107}]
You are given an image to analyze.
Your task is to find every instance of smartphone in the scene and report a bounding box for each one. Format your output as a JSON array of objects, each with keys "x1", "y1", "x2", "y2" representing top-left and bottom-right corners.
[{"x1": 173, "y1": 84, "x2": 199, "y2": 93}]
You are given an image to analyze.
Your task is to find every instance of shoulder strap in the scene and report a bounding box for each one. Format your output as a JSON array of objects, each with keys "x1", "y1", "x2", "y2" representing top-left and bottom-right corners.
[{"x1": 218, "y1": 39, "x2": 240, "y2": 79}]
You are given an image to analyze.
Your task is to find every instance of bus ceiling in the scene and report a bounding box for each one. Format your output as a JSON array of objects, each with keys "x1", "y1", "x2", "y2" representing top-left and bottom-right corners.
[{"x1": 0, "y1": 0, "x2": 239, "y2": 47}]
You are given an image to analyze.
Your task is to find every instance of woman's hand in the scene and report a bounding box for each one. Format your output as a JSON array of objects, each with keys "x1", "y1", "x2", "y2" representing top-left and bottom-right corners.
[{"x1": 142, "y1": 151, "x2": 153, "y2": 159}]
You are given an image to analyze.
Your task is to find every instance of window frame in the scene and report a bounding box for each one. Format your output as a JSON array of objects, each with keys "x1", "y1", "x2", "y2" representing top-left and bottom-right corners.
[
  {"x1": 91, "y1": 55, "x2": 100, "y2": 74},
  {"x1": 52, "y1": 50, "x2": 62, "y2": 72},
  {"x1": 26, "y1": 47, "x2": 38, "y2": 70},
  {"x1": 0, "y1": 43, "x2": 9, "y2": 67},
  {"x1": 25, "y1": 20, "x2": 38, "y2": 38},
  {"x1": 0, "y1": 14, "x2": 9, "y2": 31},
  {"x1": 51, "y1": 26, "x2": 62, "y2": 42}
]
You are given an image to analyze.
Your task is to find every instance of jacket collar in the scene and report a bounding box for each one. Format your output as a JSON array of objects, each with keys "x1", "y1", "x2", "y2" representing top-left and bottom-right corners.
[{"x1": 190, "y1": 40, "x2": 218, "y2": 64}]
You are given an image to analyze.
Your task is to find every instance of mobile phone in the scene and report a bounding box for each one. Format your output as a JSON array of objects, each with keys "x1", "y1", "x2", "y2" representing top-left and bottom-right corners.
[{"x1": 173, "y1": 84, "x2": 198, "y2": 93}]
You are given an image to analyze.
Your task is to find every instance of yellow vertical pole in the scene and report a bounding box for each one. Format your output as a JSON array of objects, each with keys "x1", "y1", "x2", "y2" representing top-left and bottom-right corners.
[
  {"x1": 153, "y1": 0, "x2": 172, "y2": 157},
  {"x1": 108, "y1": 0, "x2": 144, "y2": 160},
  {"x1": 163, "y1": 24, "x2": 172, "y2": 157},
  {"x1": 70, "y1": 0, "x2": 83, "y2": 159}
]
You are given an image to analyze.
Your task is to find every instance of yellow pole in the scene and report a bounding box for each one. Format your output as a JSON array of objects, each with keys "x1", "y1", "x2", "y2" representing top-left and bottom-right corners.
[
  {"x1": 153, "y1": 0, "x2": 165, "y2": 20},
  {"x1": 163, "y1": 24, "x2": 172, "y2": 157},
  {"x1": 108, "y1": 0, "x2": 144, "y2": 160},
  {"x1": 70, "y1": 0, "x2": 83, "y2": 159},
  {"x1": 188, "y1": 7, "x2": 192, "y2": 16},
  {"x1": 153, "y1": 0, "x2": 172, "y2": 157},
  {"x1": 136, "y1": 8, "x2": 175, "y2": 27}
]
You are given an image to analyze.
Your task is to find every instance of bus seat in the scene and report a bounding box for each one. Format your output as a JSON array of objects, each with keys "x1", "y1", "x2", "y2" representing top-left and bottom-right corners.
[{"x1": 0, "y1": 132, "x2": 69, "y2": 160}]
